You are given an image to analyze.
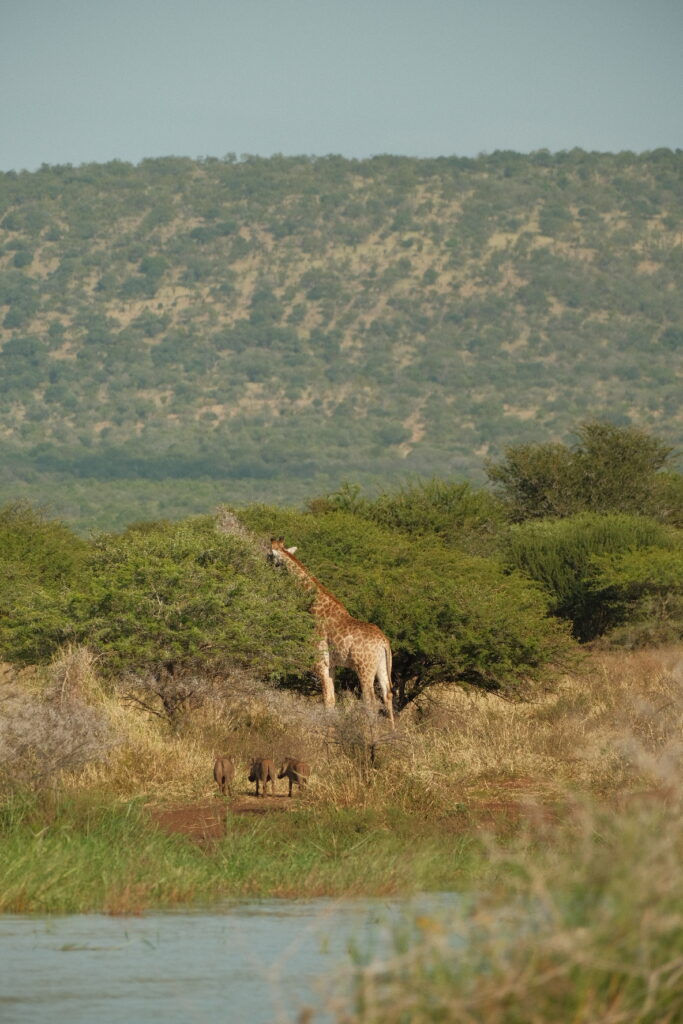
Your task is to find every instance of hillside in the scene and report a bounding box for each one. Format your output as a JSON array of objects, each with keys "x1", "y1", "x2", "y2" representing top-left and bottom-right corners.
[{"x1": 0, "y1": 150, "x2": 681, "y2": 530}]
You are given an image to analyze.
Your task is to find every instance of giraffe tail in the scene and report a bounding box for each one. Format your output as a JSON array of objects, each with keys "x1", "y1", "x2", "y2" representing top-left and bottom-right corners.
[
  {"x1": 384, "y1": 640, "x2": 393, "y2": 694},
  {"x1": 383, "y1": 639, "x2": 395, "y2": 727}
]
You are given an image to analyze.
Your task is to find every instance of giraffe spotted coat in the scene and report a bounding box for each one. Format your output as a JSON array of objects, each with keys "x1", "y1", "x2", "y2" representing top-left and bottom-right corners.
[{"x1": 269, "y1": 538, "x2": 394, "y2": 726}]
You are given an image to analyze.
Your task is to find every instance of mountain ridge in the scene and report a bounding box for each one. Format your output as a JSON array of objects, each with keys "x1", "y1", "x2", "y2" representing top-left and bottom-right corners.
[{"x1": 0, "y1": 149, "x2": 681, "y2": 529}]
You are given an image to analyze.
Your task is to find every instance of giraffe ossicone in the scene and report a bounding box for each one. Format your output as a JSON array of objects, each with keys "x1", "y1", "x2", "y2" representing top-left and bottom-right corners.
[{"x1": 269, "y1": 537, "x2": 394, "y2": 727}]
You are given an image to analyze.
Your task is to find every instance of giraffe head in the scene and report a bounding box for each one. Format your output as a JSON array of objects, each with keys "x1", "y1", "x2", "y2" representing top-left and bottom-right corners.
[{"x1": 269, "y1": 536, "x2": 297, "y2": 565}]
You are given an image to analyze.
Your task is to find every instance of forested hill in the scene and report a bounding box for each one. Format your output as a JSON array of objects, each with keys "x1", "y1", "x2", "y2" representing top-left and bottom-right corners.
[{"x1": 1, "y1": 150, "x2": 682, "y2": 530}]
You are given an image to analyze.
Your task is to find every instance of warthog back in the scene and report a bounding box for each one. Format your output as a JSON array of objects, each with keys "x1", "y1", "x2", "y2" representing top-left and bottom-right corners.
[
  {"x1": 277, "y1": 757, "x2": 310, "y2": 796},
  {"x1": 248, "y1": 757, "x2": 275, "y2": 796},
  {"x1": 214, "y1": 757, "x2": 235, "y2": 795}
]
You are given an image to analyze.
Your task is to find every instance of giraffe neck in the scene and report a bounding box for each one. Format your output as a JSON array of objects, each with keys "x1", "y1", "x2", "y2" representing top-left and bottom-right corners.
[{"x1": 280, "y1": 551, "x2": 350, "y2": 622}]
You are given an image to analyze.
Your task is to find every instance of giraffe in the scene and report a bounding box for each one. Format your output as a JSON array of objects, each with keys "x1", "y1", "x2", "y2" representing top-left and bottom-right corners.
[{"x1": 269, "y1": 537, "x2": 395, "y2": 727}]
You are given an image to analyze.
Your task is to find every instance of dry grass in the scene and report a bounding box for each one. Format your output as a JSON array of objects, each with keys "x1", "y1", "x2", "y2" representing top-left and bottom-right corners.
[
  {"x1": 4, "y1": 645, "x2": 683, "y2": 932},
  {"x1": 16, "y1": 643, "x2": 676, "y2": 821},
  {"x1": 328, "y1": 794, "x2": 683, "y2": 1023},
  {"x1": 315, "y1": 647, "x2": 683, "y2": 1023}
]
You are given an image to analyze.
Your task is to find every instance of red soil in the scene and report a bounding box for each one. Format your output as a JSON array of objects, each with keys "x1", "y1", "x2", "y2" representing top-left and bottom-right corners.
[{"x1": 149, "y1": 792, "x2": 293, "y2": 844}]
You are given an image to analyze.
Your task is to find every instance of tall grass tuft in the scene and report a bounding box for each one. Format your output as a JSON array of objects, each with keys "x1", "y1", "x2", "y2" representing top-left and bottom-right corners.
[{"x1": 330, "y1": 795, "x2": 683, "y2": 1023}]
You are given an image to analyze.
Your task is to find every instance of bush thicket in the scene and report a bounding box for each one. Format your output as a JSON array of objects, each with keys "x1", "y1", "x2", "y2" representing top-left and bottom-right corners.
[
  {"x1": 238, "y1": 505, "x2": 574, "y2": 704},
  {"x1": 0, "y1": 502, "x2": 88, "y2": 664},
  {"x1": 65, "y1": 517, "x2": 317, "y2": 680},
  {"x1": 488, "y1": 421, "x2": 678, "y2": 522},
  {"x1": 590, "y1": 545, "x2": 683, "y2": 646},
  {"x1": 0, "y1": 513, "x2": 317, "y2": 688},
  {"x1": 503, "y1": 512, "x2": 679, "y2": 641},
  {"x1": 310, "y1": 478, "x2": 505, "y2": 555}
]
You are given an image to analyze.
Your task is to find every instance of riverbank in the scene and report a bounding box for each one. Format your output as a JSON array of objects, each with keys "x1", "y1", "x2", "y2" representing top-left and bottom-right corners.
[
  {"x1": 0, "y1": 793, "x2": 484, "y2": 914},
  {"x1": 1, "y1": 646, "x2": 682, "y2": 915}
]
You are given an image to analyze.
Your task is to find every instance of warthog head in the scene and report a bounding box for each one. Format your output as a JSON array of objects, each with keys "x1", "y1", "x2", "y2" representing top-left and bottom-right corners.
[{"x1": 278, "y1": 757, "x2": 295, "y2": 779}]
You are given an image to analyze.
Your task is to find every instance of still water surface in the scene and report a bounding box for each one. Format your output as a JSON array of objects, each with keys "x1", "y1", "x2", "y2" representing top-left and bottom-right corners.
[{"x1": 0, "y1": 895, "x2": 458, "y2": 1024}]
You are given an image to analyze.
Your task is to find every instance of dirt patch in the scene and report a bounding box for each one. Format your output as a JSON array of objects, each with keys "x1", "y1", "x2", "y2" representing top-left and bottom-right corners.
[{"x1": 149, "y1": 792, "x2": 294, "y2": 845}]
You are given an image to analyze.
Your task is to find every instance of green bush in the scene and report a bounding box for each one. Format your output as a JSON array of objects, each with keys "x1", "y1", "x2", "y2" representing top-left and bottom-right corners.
[
  {"x1": 487, "y1": 421, "x2": 679, "y2": 522},
  {"x1": 590, "y1": 545, "x2": 683, "y2": 646},
  {"x1": 238, "y1": 506, "x2": 574, "y2": 704},
  {"x1": 312, "y1": 479, "x2": 505, "y2": 554},
  {"x1": 0, "y1": 511, "x2": 317, "y2": 680},
  {"x1": 65, "y1": 517, "x2": 316, "y2": 678},
  {"x1": 503, "y1": 512, "x2": 677, "y2": 641},
  {"x1": 0, "y1": 503, "x2": 89, "y2": 664}
]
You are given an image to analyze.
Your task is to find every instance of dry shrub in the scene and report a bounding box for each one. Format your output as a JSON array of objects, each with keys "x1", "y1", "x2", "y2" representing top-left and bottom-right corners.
[
  {"x1": 47, "y1": 644, "x2": 107, "y2": 705},
  {"x1": 215, "y1": 504, "x2": 260, "y2": 544},
  {"x1": 0, "y1": 651, "x2": 114, "y2": 790},
  {"x1": 35, "y1": 644, "x2": 683, "y2": 812}
]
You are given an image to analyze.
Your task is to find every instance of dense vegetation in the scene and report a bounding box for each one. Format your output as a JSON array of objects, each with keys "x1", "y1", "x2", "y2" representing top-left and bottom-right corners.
[
  {"x1": 2, "y1": 424, "x2": 682, "y2": 719},
  {"x1": 0, "y1": 499, "x2": 572, "y2": 710},
  {"x1": 2, "y1": 422, "x2": 683, "y2": 1022},
  {"x1": 0, "y1": 150, "x2": 681, "y2": 530}
]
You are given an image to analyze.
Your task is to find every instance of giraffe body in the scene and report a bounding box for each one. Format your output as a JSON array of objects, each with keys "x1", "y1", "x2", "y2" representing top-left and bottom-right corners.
[{"x1": 270, "y1": 538, "x2": 394, "y2": 726}]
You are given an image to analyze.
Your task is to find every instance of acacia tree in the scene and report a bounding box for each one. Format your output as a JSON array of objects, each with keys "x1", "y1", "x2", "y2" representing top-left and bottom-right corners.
[
  {"x1": 238, "y1": 505, "x2": 575, "y2": 707},
  {"x1": 66, "y1": 518, "x2": 316, "y2": 679},
  {"x1": 590, "y1": 546, "x2": 683, "y2": 646},
  {"x1": 487, "y1": 420, "x2": 678, "y2": 522},
  {"x1": 503, "y1": 512, "x2": 676, "y2": 641},
  {"x1": 0, "y1": 502, "x2": 89, "y2": 665},
  {"x1": 1, "y1": 513, "x2": 317, "y2": 724}
]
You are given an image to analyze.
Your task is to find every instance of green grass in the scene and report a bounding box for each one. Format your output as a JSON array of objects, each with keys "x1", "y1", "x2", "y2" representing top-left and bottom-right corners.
[
  {"x1": 334, "y1": 801, "x2": 683, "y2": 1023},
  {"x1": 0, "y1": 793, "x2": 218, "y2": 914},
  {"x1": 0, "y1": 792, "x2": 481, "y2": 914}
]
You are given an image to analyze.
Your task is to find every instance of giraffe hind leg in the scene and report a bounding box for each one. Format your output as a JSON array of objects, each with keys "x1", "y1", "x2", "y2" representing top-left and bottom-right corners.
[
  {"x1": 358, "y1": 669, "x2": 378, "y2": 711},
  {"x1": 375, "y1": 658, "x2": 395, "y2": 728}
]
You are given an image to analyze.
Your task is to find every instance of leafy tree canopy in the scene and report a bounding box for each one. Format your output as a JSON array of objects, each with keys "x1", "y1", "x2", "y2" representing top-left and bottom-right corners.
[
  {"x1": 487, "y1": 420, "x2": 679, "y2": 522},
  {"x1": 308, "y1": 478, "x2": 505, "y2": 555},
  {"x1": 238, "y1": 505, "x2": 574, "y2": 704},
  {"x1": 503, "y1": 511, "x2": 678, "y2": 641},
  {"x1": 589, "y1": 546, "x2": 683, "y2": 647},
  {"x1": 0, "y1": 502, "x2": 88, "y2": 664},
  {"x1": 1, "y1": 515, "x2": 317, "y2": 678}
]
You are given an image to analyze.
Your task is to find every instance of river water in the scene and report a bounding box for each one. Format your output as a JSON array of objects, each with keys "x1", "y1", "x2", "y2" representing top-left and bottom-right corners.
[{"x1": 0, "y1": 895, "x2": 459, "y2": 1024}]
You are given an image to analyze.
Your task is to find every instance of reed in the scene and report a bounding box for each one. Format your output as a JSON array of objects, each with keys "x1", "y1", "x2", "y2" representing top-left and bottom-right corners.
[
  {"x1": 329, "y1": 795, "x2": 683, "y2": 1023},
  {"x1": 0, "y1": 791, "x2": 480, "y2": 913}
]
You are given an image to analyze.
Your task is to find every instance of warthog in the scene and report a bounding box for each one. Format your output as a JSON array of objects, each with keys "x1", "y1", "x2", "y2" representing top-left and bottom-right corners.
[
  {"x1": 213, "y1": 756, "x2": 235, "y2": 795},
  {"x1": 248, "y1": 757, "x2": 276, "y2": 797},
  {"x1": 277, "y1": 757, "x2": 310, "y2": 797}
]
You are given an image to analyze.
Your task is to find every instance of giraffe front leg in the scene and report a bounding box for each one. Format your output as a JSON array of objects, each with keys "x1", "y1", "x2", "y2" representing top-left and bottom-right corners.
[{"x1": 316, "y1": 643, "x2": 336, "y2": 708}]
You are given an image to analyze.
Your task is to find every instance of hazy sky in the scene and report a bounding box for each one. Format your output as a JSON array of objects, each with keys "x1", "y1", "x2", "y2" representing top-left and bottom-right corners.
[{"x1": 2, "y1": 0, "x2": 682, "y2": 171}]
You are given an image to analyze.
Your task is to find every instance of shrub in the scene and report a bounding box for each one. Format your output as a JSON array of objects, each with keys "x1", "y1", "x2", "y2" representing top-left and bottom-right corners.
[
  {"x1": 311, "y1": 479, "x2": 505, "y2": 554},
  {"x1": 0, "y1": 511, "x2": 317, "y2": 693},
  {"x1": 66, "y1": 517, "x2": 316, "y2": 680},
  {"x1": 237, "y1": 506, "x2": 574, "y2": 704},
  {"x1": 487, "y1": 420, "x2": 679, "y2": 522},
  {"x1": 0, "y1": 680, "x2": 113, "y2": 789},
  {"x1": 590, "y1": 545, "x2": 683, "y2": 646},
  {"x1": 504, "y1": 512, "x2": 677, "y2": 641},
  {"x1": 0, "y1": 503, "x2": 89, "y2": 665}
]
